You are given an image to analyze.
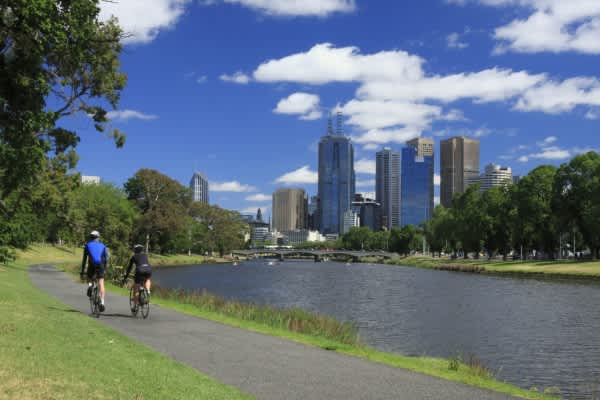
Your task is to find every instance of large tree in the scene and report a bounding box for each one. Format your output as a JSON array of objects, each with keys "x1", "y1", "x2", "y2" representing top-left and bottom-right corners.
[
  {"x1": 0, "y1": 0, "x2": 127, "y2": 255},
  {"x1": 481, "y1": 185, "x2": 514, "y2": 260},
  {"x1": 452, "y1": 185, "x2": 487, "y2": 258},
  {"x1": 553, "y1": 152, "x2": 600, "y2": 259}
]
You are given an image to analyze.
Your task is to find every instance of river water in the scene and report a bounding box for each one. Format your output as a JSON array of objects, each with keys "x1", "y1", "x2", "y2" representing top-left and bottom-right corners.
[{"x1": 153, "y1": 259, "x2": 600, "y2": 399}]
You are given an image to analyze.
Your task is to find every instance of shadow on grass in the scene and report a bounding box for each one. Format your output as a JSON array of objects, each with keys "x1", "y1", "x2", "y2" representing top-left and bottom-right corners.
[{"x1": 46, "y1": 306, "x2": 80, "y2": 313}]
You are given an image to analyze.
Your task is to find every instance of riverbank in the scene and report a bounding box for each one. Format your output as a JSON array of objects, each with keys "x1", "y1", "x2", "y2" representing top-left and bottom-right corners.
[
  {"x1": 387, "y1": 256, "x2": 600, "y2": 280},
  {"x1": 16, "y1": 244, "x2": 559, "y2": 400},
  {"x1": 1, "y1": 248, "x2": 252, "y2": 399}
]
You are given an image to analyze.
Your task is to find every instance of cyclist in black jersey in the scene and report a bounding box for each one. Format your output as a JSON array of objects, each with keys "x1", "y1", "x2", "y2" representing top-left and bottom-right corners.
[{"x1": 122, "y1": 244, "x2": 152, "y2": 311}]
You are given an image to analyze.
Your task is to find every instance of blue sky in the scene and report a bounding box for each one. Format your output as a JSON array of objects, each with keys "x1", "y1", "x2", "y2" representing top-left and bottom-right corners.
[{"x1": 72, "y1": 0, "x2": 600, "y2": 216}]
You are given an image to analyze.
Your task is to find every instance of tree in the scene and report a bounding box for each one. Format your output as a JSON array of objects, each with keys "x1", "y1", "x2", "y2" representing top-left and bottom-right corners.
[
  {"x1": 424, "y1": 205, "x2": 454, "y2": 257},
  {"x1": 341, "y1": 227, "x2": 373, "y2": 250},
  {"x1": 481, "y1": 186, "x2": 514, "y2": 260},
  {"x1": 389, "y1": 225, "x2": 419, "y2": 256},
  {"x1": 124, "y1": 169, "x2": 191, "y2": 254},
  {"x1": 512, "y1": 165, "x2": 559, "y2": 259},
  {"x1": 1, "y1": 0, "x2": 127, "y2": 253},
  {"x1": 553, "y1": 152, "x2": 600, "y2": 259},
  {"x1": 452, "y1": 185, "x2": 487, "y2": 258},
  {"x1": 189, "y1": 203, "x2": 249, "y2": 256}
]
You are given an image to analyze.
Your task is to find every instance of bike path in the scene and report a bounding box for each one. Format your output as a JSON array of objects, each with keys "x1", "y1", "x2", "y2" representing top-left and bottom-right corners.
[{"x1": 30, "y1": 265, "x2": 519, "y2": 400}]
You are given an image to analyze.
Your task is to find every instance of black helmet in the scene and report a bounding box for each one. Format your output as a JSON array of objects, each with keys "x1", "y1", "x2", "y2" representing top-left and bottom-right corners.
[{"x1": 134, "y1": 244, "x2": 144, "y2": 253}]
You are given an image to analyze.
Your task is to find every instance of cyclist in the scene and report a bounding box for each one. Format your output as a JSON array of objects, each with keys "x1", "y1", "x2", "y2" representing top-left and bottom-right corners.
[
  {"x1": 80, "y1": 230, "x2": 109, "y2": 312},
  {"x1": 122, "y1": 244, "x2": 153, "y2": 311}
]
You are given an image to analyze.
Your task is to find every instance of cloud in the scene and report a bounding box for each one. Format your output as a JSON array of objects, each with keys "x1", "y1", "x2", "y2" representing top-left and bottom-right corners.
[
  {"x1": 537, "y1": 136, "x2": 557, "y2": 146},
  {"x1": 246, "y1": 193, "x2": 271, "y2": 202},
  {"x1": 204, "y1": 0, "x2": 356, "y2": 17},
  {"x1": 434, "y1": 174, "x2": 441, "y2": 186},
  {"x1": 359, "y1": 191, "x2": 376, "y2": 200},
  {"x1": 197, "y1": 75, "x2": 208, "y2": 84},
  {"x1": 220, "y1": 71, "x2": 251, "y2": 84},
  {"x1": 210, "y1": 181, "x2": 257, "y2": 192},
  {"x1": 451, "y1": 0, "x2": 600, "y2": 54},
  {"x1": 274, "y1": 93, "x2": 322, "y2": 120},
  {"x1": 585, "y1": 109, "x2": 600, "y2": 120},
  {"x1": 355, "y1": 158, "x2": 376, "y2": 174},
  {"x1": 274, "y1": 166, "x2": 318, "y2": 184},
  {"x1": 434, "y1": 196, "x2": 440, "y2": 206},
  {"x1": 519, "y1": 146, "x2": 571, "y2": 162},
  {"x1": 447, "y1": 32, "x2": 469, "y2": 49},
  {"x1": 99, "y1": 0, "x2": 189, "y2": 45},
  {"x1": 515, "y1": 77, "x2": 600, "y2": 114},
  {"x1": 356, "y1": 179, "x2": 376, "y2": 188},
  {"x1": 362, "y1": 143, "x2": 380, "y2": 151},
  {"x1": 107, "y1": 109, "x2": 158, "y2": 121}
]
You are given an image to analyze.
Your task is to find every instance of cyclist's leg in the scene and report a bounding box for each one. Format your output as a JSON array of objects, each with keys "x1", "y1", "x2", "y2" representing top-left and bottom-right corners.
[
  {"x1": 144, "y1": 272, "x2": 152, "y2": 292},
  {"x1": 97, "y1": 264, "x2": 106, "y2": 307},
  {"x1": 133, "y1": 271, "x2": 142, "y2": 304},
  {"x1": 86, "y1": 265, "x2": 95, "y2": 296}
]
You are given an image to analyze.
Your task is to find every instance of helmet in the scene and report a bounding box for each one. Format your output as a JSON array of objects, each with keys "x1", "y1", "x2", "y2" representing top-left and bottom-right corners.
[
  {"x1": 90, "y1": 230, "x2": 100, "y2": 238},
  {"x1": 134, "y1": 244, "x2": 144, "y2": 252}
]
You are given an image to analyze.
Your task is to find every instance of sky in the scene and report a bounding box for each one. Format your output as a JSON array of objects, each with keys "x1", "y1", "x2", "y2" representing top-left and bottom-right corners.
[{"x1": 71, "y1": 0, "x2": 600, "y2": 217}]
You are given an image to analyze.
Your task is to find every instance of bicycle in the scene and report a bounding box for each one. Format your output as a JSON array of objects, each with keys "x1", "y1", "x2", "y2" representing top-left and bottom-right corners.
[
  {"x1": 129, "y1": 277, "x2": 150, "y2": 319},
  {"x1": 89, "y1": 273, "x2": 101, "y2": 318}
]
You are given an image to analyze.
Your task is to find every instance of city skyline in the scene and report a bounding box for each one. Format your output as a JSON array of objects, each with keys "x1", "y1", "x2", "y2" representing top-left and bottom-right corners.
[{"x1": 68, "y1": 1, "x2": 599, "y2": 219}]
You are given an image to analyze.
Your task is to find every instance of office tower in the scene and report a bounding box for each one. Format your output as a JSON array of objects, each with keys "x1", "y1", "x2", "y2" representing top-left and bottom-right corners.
[
  {"x1": 401, "y1": 146, "x2": 434, "y2": 227},
  {"x1": 407, "y1": 137, "x2": 435, "y2": 217},
  {"x1": 190, "y1": 171, "x2": 209, "y2": 204},
  {"x1": 352, "y1": 194, "x2": 381, "y2": 232},
  {"x1": 341, "y1": 209, "x2": 360, "y2": 234},
  {"x1": 318, "y1": 114, "x2": 355, "y2": 235},
  {"x1": 308, "y1": 195, "x2": 319, "y2": 231},
  {"x1": 476, "y1": 163, "x2": 513, "y2": 192},
  {"x1": 406, "y1": 137, "x2": 434, "y2": 157},
  {"x1": 272, "y1": 188, "x2": 308, "y2": 232},
  {"x1": 440, "y1": 136, "x2": 480, "y2": 208},
  {"x1": 376, "y1": 148, "x2": 401, "y2": 229},
  {"x1": 81, "y1": 175, "x2": 101, "y2": 185}
]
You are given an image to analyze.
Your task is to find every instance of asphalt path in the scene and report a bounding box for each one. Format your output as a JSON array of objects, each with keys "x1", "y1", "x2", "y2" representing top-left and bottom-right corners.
[{"x1": 30, "y1": 264, "x2": 520, "y2": 400}]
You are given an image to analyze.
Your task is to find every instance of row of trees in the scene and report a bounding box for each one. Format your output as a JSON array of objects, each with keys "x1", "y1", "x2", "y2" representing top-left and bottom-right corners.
[{"x1": 304, "y1": 152, "x2": 600, "y2": 260}]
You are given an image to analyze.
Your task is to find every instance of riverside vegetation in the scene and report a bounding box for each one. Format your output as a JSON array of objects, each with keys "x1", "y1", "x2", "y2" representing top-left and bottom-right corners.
[{"x1": 14, "y1": 244, "x2": 560, "y2": 400}]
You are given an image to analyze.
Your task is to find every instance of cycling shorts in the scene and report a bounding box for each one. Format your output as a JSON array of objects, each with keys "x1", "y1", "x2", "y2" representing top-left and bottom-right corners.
[
  {"x1": 87, "y1": 263, "x2": 105, "y2": 279},
  {"x1": 134, "y1": 270, "x2": 152, "y2": 284}
]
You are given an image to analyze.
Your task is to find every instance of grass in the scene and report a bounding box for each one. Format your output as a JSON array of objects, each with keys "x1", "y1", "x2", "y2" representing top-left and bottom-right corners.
[
  {"x1": 14, "y1": 244, "x2": 559, "y2": 400},
  {"x1": 388, "y1": 255, "x2": 600, "y2": 279},
  {"x1": 2, "y1": 245, "x2": 253, "y2": 400}
]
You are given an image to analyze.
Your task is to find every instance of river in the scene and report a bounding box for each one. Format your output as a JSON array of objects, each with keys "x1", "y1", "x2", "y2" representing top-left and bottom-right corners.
[{"x1": 153, "y1": 259, "x2": 600, "y2": 399}]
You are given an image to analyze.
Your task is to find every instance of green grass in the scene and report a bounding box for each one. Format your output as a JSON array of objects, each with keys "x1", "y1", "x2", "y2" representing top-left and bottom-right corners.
[
  {"x1": 14, "y1": 244, "x2": 559, "y2": 400},
  {"x1": 2, "y1": 246, "x2": 253, "y2": 400},
  {"x1": 388, "y1": 255, "x2": 600, "y2": 279}
]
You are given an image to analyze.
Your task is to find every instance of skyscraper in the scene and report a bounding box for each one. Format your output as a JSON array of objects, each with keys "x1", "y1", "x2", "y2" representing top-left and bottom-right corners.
[
  {"x1": 440, "y1": 136, "x2": 480, "y2": 208},
  {"x1": 376, "y1": 147, "x2": 401, "y2": 229},
  {"x1": 318, "y1": 114, "x2": 355, "y2": 235},
  {"x1": 272, "y1": 188, "x2": 308, "y2": 232},
  {"x1": 406, "y1": 137, "x2": 435, "y2": 218},
  {"x1": 401, "y1": 145, "x2": 434, "y2": 227},
  {"x1": 475, "y1": 163, "x2": 513, "y2": 192},
  {"x1": 190, "y1": 172, "x2": 209, "y2": 204}
]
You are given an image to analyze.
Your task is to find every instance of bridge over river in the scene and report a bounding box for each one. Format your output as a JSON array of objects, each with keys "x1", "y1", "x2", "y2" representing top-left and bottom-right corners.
[{"x1": 231, "y1": 249, "x2": 398, "y2": 262}]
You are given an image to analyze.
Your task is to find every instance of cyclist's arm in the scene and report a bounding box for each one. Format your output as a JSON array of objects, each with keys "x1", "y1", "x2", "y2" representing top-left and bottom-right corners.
[
  {"x1": 80, "y1": 246, "x2": 88, "y2": 276},
  {"x1": 102, "y1": 247, "x2": 109, "y2": 268},
  {"x1": 124, "y1": 256, "x2": 135, "y2": 280}
]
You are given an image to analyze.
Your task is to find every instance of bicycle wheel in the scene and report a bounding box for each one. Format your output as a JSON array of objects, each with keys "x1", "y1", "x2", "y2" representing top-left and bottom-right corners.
[
  {"x1": 140, "y1": 289, "x2": 150, "y2": 319},
  {"x1": 129, "y1": 286, "x2": 138, "y2": 317},
  {"x1": 89, "y1": 285, "x2": 95, "y2": 315},
  {"x1": 92, "y1": 285, "x2": 100, "y2": 318}
]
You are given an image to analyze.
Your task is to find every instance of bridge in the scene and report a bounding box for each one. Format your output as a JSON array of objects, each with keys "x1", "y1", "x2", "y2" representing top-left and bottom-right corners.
[{"x1": 231, "y1": 249, "x2": 398, "y2": 262}]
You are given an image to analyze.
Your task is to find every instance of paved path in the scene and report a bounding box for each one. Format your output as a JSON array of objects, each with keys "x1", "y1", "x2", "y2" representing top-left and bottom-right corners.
[{"x1": 30, "y1": 265, "x2": 519, "y2": 400}]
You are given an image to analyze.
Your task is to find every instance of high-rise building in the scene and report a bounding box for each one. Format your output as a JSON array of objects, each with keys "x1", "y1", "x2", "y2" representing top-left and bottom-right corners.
[
  {"x1": 190, "y1": 172, "x2": 209, "y2": 204},
  {"x1": 307, "y1": 195, "x2": 319, "y2": 231},
  {"x1": 81, "y1": 175, "x2": 101, "y2": 185},
  {"x1": 272, "y1": 188, "x2": 308, "y2": 232},
  {"x1": 341, "y1": 209, "x2": 360, "y2": 234},
  {"x1": 318, "y1": 114, "x2": 355, "y2": 235},
  {"x1": 352, "y1": 194, "x2": 381, "y2": 232},
  {"x1": 440, "y1": 136, "x2": 480, "y2": 208},
  {"x1": 475, "y1": 163, "x2": 513, "y2": 192},
  {"x1": 401, "y1": 146, "x2": 434, "y2": 227},
  {"x1": 376, "y1": 148, "x2": 401, "y2": 229}
]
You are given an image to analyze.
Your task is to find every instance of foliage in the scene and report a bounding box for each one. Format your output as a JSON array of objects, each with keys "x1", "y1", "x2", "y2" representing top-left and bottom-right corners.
[{"x1": 189, "y1": 202, "x2": 249, "y2": 256}]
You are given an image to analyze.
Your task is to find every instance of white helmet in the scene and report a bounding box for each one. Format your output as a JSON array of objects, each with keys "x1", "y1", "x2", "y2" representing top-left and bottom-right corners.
[{"x1": 90, "y1": 230, "x2": 100, "y2": 238}]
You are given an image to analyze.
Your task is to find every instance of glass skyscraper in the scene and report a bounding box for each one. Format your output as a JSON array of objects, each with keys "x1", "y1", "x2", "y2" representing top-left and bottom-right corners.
[
  {"x1": 376, "y1": 148, "x2": 401, "y2": 230},
  {"x1": 318, "y1": 116, "x2": 355, "y2": 235},
  {"x1": 401, "y1": 146, "x2": 434, "y2": 227},
  {"x1": 190, "y1": 171, "x2": 209, "y2": 204}
]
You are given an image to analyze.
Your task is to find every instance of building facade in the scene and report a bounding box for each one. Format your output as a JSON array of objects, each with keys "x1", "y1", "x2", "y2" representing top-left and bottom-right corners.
[
  {"x1": 272, "y1": 188, "x2": 308, "y2": 232},
  {"x1": 352, "y1": 194, "x2": 381, "y2": 232},
  {"x1": 81, "y1": 175, "x2": 101, "y2": 185},
  {"x1": 440, "y1": 136, "x2": 480, "y2": 208},
  {"x1": 476, "y1": 163, "x2": 513, "y2": 192},
  {"x1": 341, "y1": 209, "x2": 360, "y2": 234},
  {"x1": 376, "y1": 148, "x2": 401, "y2": 229},
  {"x1": 401, "y1": 146, "x2": 434, "y2": 227},
  {"x1": 318, "y1": 115, "x2": 355, "y2": 235},
  {"x1": 406, "y1": 137, "x2": 434, "y2": 157},
  {"x1": 190, "y1": 172, "x2": 209, "y2": 204}
]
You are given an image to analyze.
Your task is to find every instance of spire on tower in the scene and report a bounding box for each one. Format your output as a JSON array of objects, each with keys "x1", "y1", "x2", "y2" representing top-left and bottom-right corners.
[
  {"x1": 327, "y1": 114, "x2": 334, "y2": 136},
  {"x1": 336, "y1": 111, "x2": 343, "y2": 136}
]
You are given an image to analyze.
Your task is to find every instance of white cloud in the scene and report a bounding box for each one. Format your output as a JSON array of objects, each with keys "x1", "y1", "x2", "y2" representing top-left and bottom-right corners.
[
  {"x1": 210, "y1": 181, "x2": 257, "y2": 192},
  {"x1": 538, "y1": 136, "x2": 558, "y2": 146},
  {"x1": 585, "y1": 109, "x2": 600, "y2": 120},
  {"x1": 107, "y1": 109, "x2": 158, "y2": 121},
  {"x1": 220, "y1": 71, "x2": 251, "y2": 84},
  {"x1": 197, "y1": 76, "x2": 208, "y2": 84},
  {"x1": 241, "y1": 205, "x2": 269, "y2": 215},
  {"x1": 434, "y1": 174, "x2": 441, "y2": 186},
  {"x1": 274, "y1": 166, "x2": 318, "y2": 184},
  {"x1": 515, "y1": 77, "x2": 600, "y2": 114},
  {"x1": 356, "y1": 179, "x2": 376, "y2": 188},
  {"x1": 447, "y1": 32, "x2": 469, "y2": 49},
  {"x1": 205, "y1": 0, "x2": 356, "y2": 17},
  {"x1": 362, "y1": 143, "x2": 380, "y2": 151},
  {"x1": 246, "y1": 193, "x2": 271, "y2": 202},
  {"x1": 434, "y1": 196, "x2": 440, "y2": 206},
  {"x1": 451, "y1": 0, "x2": 600, "y2": 54},
  {"x1": 359, "y1": 192, "x2": 376, "y2": 200},
  {"x1": 355, "y1": 158, "x2": 376, "y2": 174},
  {"x1": 100, "y1": 0, "x2": 189, "y2": 45},
  {"x1": 274, "y1": 93, "x2": 322, "y2": 120}
]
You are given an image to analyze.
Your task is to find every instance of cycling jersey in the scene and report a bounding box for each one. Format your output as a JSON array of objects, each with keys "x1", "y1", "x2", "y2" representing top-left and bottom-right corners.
[
  {"x1": 125, "y1": 253, "x2": 152, "y2": 276},
  {"x1": 80, "y1": 240, "x2": 108, "y2": 276}
]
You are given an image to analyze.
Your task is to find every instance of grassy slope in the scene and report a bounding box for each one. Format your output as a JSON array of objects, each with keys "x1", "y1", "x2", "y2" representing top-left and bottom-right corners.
[
  {"x1": 391, "y1": 256, "x2": 600, "y2": 278},
  {"x1": 14, "y1": 244, "x2": 558, "y2": 400},
  {"x1": 2, "y1": 246, "x2": 252, "y2": 400}
]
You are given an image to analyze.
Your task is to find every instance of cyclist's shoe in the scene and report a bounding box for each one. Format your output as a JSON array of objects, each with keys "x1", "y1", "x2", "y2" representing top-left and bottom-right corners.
[
  {"x1": 131, "y1": 306, "x2": 137, "y2": 313},
  {"x1": 86, "y1": 286, "x2": 92, "y2": 297},
  {"x1": 99, "y1": 304, "x2": 105, "y2": 312}
]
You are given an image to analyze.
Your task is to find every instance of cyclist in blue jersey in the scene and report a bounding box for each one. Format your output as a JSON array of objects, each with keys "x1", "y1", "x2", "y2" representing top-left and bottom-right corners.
[{"x1": 80, "y1": 230, "x2": 109, "y2": 312}]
